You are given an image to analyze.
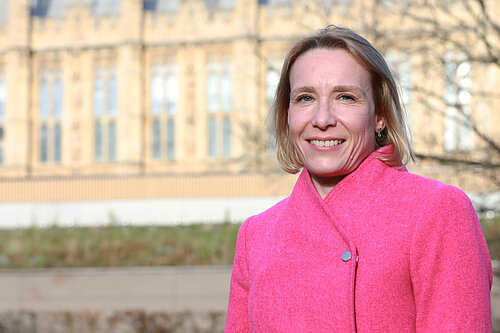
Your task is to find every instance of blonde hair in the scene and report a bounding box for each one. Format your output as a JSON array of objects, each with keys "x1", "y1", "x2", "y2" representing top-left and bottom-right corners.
[{"x1": 270, "y1": 25, "x2": 414, "y2": 174}]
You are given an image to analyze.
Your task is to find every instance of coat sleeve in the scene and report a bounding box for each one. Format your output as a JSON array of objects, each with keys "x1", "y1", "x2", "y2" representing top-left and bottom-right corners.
[
  {"x1": 410, "y1": 185, "x2": 492, "y2": 332},
  {"x1": 225, "y1": 219, "x2": 251, "y2": 332}
]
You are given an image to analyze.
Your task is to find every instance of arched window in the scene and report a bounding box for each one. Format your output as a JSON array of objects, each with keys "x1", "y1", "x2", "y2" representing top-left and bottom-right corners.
[
  {"x1": 38, "y1": 70, "x2": 63, "y2": 163},
  {"x1": 443, "y1": 52, "x2": 472, "y2": 152},
  {"x1": 0, "y1": 73, "x2": 6, "y2": 165},
  {"x1": 93, "y1": 68, "x2": 118, "y2": 162},
  {"x1": 206, "y1": 55, "x2": 233, "y2": 157},
  {"x1": 150, "y1": 61, "x2": 177, "y2": 160}
]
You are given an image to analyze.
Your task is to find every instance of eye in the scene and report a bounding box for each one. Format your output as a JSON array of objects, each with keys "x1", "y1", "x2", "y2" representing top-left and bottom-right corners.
[
  {"x1": 338, "y1": 94, "x2": 356, "y2": 102},
  {"x1": 296, "y1": 94, "x2": 313, "y2": 103}
]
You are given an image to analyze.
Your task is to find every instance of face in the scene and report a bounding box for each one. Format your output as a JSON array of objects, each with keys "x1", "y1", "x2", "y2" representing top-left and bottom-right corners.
[{"x1": 288, "y1": 48, "x2": 385, "y2": 196}]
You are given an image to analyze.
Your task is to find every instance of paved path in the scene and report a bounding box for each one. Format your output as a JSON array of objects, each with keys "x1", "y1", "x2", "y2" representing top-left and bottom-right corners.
[
  {"x1": 1, "y1": 265, "x2": 499, "y2": 329},
  {"x1": 0, "y1": 265, "x2": 232, "y2": 313}
]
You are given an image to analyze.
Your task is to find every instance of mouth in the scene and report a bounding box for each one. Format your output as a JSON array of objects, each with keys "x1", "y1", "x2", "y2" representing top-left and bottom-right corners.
[{"x1": 308, "y1": 139, "x2": 345, "y2": 147}]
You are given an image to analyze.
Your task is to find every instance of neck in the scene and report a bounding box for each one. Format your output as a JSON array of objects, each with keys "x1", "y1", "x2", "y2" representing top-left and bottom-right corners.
[{"x1": 309, "y1": 173, "x2": 345, "y2": 199}]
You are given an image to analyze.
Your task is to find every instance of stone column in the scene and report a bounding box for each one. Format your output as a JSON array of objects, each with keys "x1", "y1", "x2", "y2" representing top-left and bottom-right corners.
[{"x1": 4, "y1": 0, "x2": 31, "y2": 177}]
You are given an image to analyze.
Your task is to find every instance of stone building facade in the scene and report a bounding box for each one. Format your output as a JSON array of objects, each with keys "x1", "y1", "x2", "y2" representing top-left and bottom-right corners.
[{"x1": 0, "y1": 0, "x2": 498, "y2": 226}]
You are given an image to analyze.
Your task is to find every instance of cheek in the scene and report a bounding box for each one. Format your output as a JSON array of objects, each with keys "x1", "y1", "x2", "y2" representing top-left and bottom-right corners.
[
  {"x1": 287, "y1": 112, "x2": 308, "y2": 156},
  {"x1": 287, "y1": 112, "x2": 302, "y2": 138},
  {"x1": 344, "y1": 114, "x2": 373, "y2": 135}
]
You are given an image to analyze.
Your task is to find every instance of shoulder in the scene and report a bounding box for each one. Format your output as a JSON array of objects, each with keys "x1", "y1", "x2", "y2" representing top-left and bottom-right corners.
[
  {"x1": 240, "y1": 196, "x2": 290, "y2": 232},
  {"x1": 234, "y1": 196, "x2": 290, "y2": 256},
  {"x1": 398, "y1": 171, "x2": 473, "y2": 208},
  {"x1": 396, "y1": 172, "x2": 480, "y2": 243},
  {"x1": 381, "y1": 170, "x2": 477, "y2": 229}
]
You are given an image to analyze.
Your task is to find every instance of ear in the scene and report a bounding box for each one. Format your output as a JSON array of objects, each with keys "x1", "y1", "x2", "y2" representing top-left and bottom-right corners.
[{"x1": 375, "y1": 114, "x2": 385, "y2": 132}]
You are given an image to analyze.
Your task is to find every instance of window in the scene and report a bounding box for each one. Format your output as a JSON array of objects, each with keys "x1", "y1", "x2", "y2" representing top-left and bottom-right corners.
[
  {"x1": 31, "y1": 0, "x2": 51, "y2": 17},
  {"x1": 0, "y1": 1, "x2": 8, "y2": 28},
  {"x1": 144, "y1": 0, "x2": 180, "y2": 12},
  {"x1": 93, "y1": 68, "x2": 118, "y2": 162},
  {"x1": 321, "y1": 0, "x2": 352, "y2": 6},
  {"x1": 266, "y1": 63, "x2": 280, "y2": 152},
  {"x1": 206, "y1": 57, "x2": 233, "y2": 157},
  {"x1": 38, "y1": 70, "x2": 63, "y2": 163},
  {"x1": 386, "y1": 52, "x2": 412, "y2": 137},
  {"x1": 265, "y1": 0, "x2": 292, "y2": 5},
  {"x1": 93, "y1": 0, "x2": 121, "y2": 17},
  {"x1": 150, "y1": 62, "x2": 177, "y2": 160},
  {"x1": 443, "y1": 53, "x2": 472, "y2": 151},
  {"x1": 205, "y1": 0, "x2": 235, "y2": 10},
  {"x1": 377, "y1": 0, "x2": 410, "y2": 8},
  {"x1": 0, "y1": 74, "x2": 5, "y2": 164},
  {"x1": 386, "y1": 53, "x2": 412, "y2": 108},
  {"x1": 266, "y1": 66, "x2": 280, "y2": 109}
]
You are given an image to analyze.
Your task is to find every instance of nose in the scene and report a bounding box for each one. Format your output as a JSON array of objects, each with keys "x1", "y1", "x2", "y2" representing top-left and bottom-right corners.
[{"x1": 311, "y1": 100, "x2": 337, "y2": 129}]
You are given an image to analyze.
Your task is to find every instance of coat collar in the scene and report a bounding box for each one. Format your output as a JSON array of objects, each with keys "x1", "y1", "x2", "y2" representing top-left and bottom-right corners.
[
  {"x1": 286, "y1": 146, "x2": 407, "y2": 248},
  {"x1": 323, "y1": 146, "x2": 406, "y2": 204}
]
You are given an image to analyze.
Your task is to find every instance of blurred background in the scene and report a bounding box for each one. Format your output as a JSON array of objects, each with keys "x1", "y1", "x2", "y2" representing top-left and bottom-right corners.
[{"x1": 0, "y1": 0, "x2": 499, "y2": 332}]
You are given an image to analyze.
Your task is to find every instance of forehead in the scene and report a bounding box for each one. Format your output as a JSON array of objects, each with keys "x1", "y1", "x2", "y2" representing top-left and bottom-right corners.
[{"x1": 289, "y1": 48, "x2": 371, "y2": 89}]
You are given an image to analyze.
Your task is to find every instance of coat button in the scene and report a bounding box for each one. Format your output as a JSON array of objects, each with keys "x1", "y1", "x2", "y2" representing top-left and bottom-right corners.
[{"x1": 341, "y1": 251, "x2": 352, "y2": 262}]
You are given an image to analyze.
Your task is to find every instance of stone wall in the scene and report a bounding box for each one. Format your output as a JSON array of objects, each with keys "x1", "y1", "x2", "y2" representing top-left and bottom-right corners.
[
  {"x1": 0, "y1": 310, "x2": 225, "y2": 333},
  {"x1": 0, "y1": 265, "x2": 498, "y2": 332}
]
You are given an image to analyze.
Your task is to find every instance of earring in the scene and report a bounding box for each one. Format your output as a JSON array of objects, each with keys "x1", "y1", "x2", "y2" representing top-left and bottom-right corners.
[{"x1": 376, "y1": 128, "x2": 382, "y2": 138}]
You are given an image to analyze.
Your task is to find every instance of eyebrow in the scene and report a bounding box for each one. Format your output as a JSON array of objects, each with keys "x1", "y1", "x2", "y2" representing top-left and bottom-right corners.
[
  {"x1": 291, "y1": 85, "x2": 368, "y2": 97},
  {"x1": 332, "y1": 85, "x2": 367, "y2": 95}
]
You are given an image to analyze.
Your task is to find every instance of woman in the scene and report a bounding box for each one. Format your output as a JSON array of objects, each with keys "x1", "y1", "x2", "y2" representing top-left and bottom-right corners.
[{"x1": 225, "y1": 26, "x2": 492, "y2": 332}]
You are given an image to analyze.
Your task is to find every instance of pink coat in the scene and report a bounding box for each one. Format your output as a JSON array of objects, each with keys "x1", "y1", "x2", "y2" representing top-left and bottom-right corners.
[{"x1": 225, "y1": 150, "x2": 492, "y2": 332}]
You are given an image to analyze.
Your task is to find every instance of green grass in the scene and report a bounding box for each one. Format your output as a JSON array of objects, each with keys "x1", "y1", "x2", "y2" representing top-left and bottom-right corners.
[
  {"x1": 0, "y1": 222, "x2": 241, "y2": 269},
  {"x1": 0, "y1": 216, "x2": 498, "y2": 269},
  {"x1": 481, "y1": 215, "x2": 500, "y2": 261}
]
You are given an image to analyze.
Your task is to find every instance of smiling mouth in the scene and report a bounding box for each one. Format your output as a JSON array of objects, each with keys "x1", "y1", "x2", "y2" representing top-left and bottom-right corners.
[{"x1": 309, "y1": 139, "x2": 345, "y2": 147}]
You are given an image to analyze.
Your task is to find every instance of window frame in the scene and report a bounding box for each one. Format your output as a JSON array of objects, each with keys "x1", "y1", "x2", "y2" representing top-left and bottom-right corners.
[
  {"x1": 0, "y1": 73, "x2": 6, "y2": 165},
  {"x1": 150, "y1": 61, "x2": 177, "y2": 161},
  {"x1": 38, "y1": 70, "x2": 63, "y2": 164},
  {"x1": 206, "y1": 56, "x2": 233, "y2": 158},
  {"x1": 93, "y1": 67, "x2": 118, "y2": 162},
  {"x1": 443, "y1": 52, "x2": 473, "y2": 152}
]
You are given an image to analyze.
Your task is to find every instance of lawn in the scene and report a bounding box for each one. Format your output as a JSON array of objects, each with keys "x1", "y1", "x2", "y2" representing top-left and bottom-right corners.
[
  {"x1": 0, "y1": 222, "x2": 241, "y2": 269},
  {"x1": 481, "y1": 215, "x2": 500, "y2": 261},
  {"x1": 0, "y1": 216, "x2": 498, "y2": 269}
]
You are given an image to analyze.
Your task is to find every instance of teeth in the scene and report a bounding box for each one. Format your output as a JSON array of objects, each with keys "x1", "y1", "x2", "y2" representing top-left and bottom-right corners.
[{"x1": 310, "y1": 139, "x2": 343, "y2": 147}]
